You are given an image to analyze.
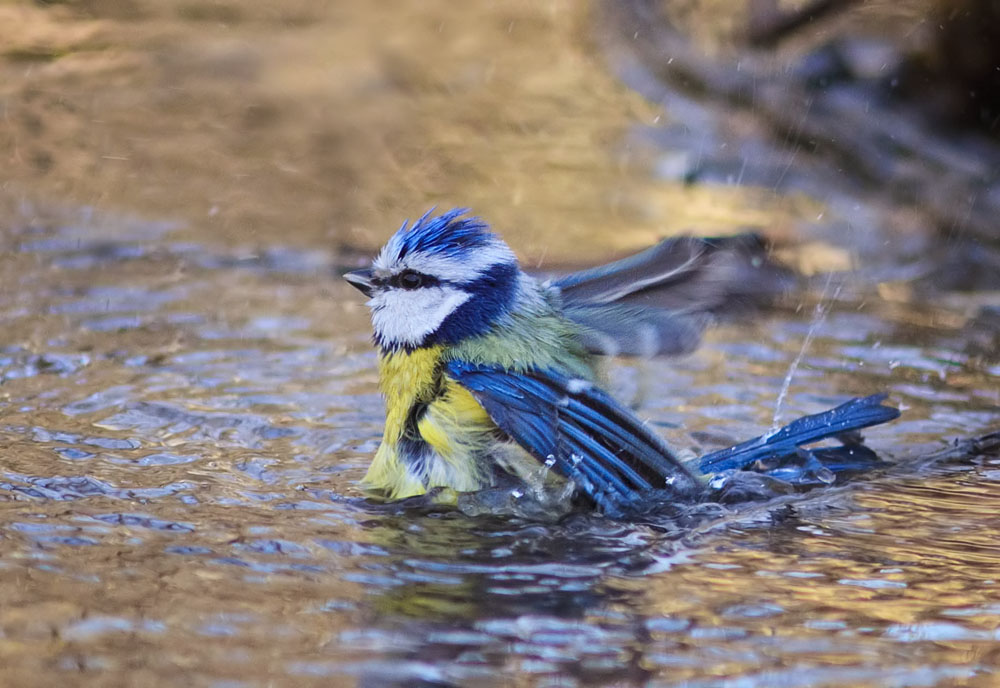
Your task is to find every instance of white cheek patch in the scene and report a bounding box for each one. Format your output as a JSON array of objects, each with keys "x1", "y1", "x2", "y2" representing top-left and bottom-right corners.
[{"x1": 368, "y1": 286, "x2": 472, "y2": 347}]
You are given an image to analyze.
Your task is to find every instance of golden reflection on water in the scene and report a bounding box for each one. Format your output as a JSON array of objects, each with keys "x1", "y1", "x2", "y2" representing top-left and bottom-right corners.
[
  {"x1": 0, "y1": 214, "x2": 995, "y2": 685},
  {"x1": 0, "y1": 0, "x2": 998, "y2": 686}
]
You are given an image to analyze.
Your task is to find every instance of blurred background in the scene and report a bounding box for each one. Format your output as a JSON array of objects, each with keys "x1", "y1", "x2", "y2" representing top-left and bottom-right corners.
[
  {"x1": 3, "y1": 0, "x2": 995, "y2": 269},
  {"x1": 0, "y1": 1, "x2": 998, "y2": 686}
]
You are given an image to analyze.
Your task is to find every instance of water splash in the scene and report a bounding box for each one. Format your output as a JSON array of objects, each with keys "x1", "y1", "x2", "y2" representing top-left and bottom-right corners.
[{"x1": 771, "y1": 274, "x2": 843, "y2": 432}]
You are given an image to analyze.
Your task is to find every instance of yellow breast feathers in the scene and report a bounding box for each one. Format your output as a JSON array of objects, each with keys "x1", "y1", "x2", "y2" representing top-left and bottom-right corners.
[{"x1": 362, "y1": 346, "x2": 496, "y2": 498}]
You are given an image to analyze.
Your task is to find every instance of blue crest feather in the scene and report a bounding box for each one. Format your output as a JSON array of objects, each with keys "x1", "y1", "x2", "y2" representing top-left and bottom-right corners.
[{"x1": 393, "y1": 208, "x2": 496, "y2": 260}]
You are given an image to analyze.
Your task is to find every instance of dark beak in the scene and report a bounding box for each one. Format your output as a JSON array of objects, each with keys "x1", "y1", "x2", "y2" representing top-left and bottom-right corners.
[{"x1": 344, "y1": 268, "x2": 375, "y2": 297}]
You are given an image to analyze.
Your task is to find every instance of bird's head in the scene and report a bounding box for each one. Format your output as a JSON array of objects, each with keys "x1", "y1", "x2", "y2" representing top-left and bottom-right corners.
[{"x1": 345, "y1": 208, "x2": 522, "y2": 351}]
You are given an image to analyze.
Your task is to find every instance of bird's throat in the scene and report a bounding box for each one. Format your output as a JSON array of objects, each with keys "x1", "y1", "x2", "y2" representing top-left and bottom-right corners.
[{"x1": 377, "y1": 345, "x2": 446, "y2": 445}]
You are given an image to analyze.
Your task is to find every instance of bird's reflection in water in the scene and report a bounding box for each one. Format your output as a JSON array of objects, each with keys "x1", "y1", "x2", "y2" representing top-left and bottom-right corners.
[{"x1": 350, "y1": 509, "x2": 671, "y2": 687}]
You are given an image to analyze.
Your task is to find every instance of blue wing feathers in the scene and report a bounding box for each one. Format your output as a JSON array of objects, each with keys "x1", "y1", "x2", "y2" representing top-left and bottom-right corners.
[
  {"x1": 520, "y1": 370, "x2": 685, "y2": 485},
  {"x1": 447, "y1": 360, "x2": 699, "y2": 513},
  {"x1": 697, "y1": 394, "x2": 900, "y2": 473},
  {"x1": 557, "y1": 420, "x2": 653, "y2": 491},
  {"x1": 561, "y1": 392, "x2": 690, "y2": 480},
  {"x1": 448, "y1": 360, "x2": 899, "y2": 515}
]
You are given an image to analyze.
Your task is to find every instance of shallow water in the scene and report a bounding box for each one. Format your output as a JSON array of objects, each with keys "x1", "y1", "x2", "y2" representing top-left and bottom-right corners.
[
  {"x1": 1, "y1": 1, "x2": 999, "y2": 686},
  {"x1": 0, "y1": 204, "x2": 996, "y2": 687}
]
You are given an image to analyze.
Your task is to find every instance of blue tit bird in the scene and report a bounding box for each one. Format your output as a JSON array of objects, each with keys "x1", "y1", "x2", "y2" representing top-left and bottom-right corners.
[{"x1": 344, "y1": 208, "x2": 899, "y2": 517}]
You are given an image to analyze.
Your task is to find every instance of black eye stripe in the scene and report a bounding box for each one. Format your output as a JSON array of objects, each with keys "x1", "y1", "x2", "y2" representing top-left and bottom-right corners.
[{"x1": 372, "y1": 270, "x2": 442, "y2": 290}]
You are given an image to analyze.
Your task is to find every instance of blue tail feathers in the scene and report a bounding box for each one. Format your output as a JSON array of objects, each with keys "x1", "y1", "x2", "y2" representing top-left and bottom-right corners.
[{"x1": 697, "y1": 394, "x2": 900, "y2": 475}]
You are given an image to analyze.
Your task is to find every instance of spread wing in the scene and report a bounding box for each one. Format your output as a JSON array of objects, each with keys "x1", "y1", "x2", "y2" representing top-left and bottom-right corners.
[
  {"x1": 445, "y1": 360, "x2": 699, "y2": 516},
  {"x1": 550, "y1": 234, "x2": 796, "y2": 357}
]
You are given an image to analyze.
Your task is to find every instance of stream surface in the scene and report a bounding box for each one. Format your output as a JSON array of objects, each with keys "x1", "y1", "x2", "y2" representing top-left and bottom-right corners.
[{"x1": 0, "y1": 1, "x2": 998, "y2": 687}]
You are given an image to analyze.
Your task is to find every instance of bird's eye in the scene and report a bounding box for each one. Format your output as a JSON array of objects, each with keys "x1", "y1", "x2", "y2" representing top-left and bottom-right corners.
[{"x1": 398, "y1": 270, "x2": 424, "y2": 290}]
